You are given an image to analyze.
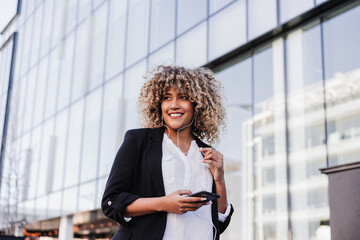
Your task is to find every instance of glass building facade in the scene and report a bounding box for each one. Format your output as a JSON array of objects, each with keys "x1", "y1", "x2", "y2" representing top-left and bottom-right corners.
[{"x1": 0, "y1": 0, "x2": 359, "y2": 239}]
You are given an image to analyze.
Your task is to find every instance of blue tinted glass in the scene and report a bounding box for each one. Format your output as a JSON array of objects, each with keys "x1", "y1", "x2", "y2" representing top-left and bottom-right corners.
[
  {"x1": 177, "y1": 0, "x2": 207, "y2": 35},
  {"x1": 323, "y1": 5, "x2": 360, "y2": 166},
  {"x1": 148, "y1": 42, "x2": 175, "y2": 70},
  {"x1": 316, "y1": 0, "x2": 328, "y2": 5},
  {"x1": 106, "y1": 0, "x2": 127, "y2": 80},
  {"x1": 323, "y1": 5, "x2": 360, "y2": 79},
  {"x1": 64, "y1": 99, "x2": 84, "y2": 187},
  {"x1": 176, "y1": 22, "x2": 207, "y2": 66},
  {"x1": 62, "y1": 187, "x2": 78, "y2": 214},
  {"x1": 53, "y1": 109, "x2": 69, "y2": 191},
  {"x1": 280, "y1": 0, "x2": 314, "y2": 23},
  {"x1": 78, "y1": 181, "x2": 96, "y2": 212},
  {"x1": 150, "y1": 0, "x2": 175, "y2": 52},
  {"x1": 57, "y1": 34, "x2": 75, "y2": 111},
  {"x1": 99, "y1": 75, "x2": 123, "y2": 178},
  {"x1": 253, "y1": 48, "x2": 274, "y2": 110},
  {"x1": 126, "y1": 0, "x2": 150, "y2": 67},
  {"x1": 209, "y1": 0, "x2": 246, "y2": 60},
  {"x1": 209, "y1": 0, "x2": 234, "y2": 14},
  {"x1": 89, "y1": 2, "x2": 108, "y2": 90},
  {"x1": 248, "y1": 0, "x2": 277, "y2": 39},
  {"x1": 81, "y1": 88, "x2": 102, "y2": 183},
  {"x1": 286, "y1": 26, "x2": 328, "y2": 240}
]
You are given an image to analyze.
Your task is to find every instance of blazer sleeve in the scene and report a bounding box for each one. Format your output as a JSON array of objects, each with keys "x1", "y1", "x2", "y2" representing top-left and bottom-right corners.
[
  {"x1": 219, "y1": 204, "x2": 234, "y2": 234},
  {"x1": 101, "y1": 130, "x2": 141, "y2": 227}
]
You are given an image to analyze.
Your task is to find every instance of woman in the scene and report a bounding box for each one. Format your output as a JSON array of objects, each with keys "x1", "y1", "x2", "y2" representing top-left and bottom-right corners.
[{"x1": 102, "y1": 65, "x2": 234, "y2": 240}]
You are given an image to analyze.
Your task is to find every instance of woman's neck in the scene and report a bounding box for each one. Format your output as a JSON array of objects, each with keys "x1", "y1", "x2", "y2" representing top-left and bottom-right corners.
[{"x1": 165, "y1": 127, "x2": 194, "y2": 153}]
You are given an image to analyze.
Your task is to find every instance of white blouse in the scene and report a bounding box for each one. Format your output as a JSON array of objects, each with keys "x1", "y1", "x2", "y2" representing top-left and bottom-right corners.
[
  {"x1": 161, "y1": 134, "x2": 230, "y2": 240},
  {"x1": 124, "y1": 133, "x2": 231, "y2": 239}
]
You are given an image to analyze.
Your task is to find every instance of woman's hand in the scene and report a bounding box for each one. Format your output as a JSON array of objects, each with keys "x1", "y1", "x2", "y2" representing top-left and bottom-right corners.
[
  {"x1": 199, "y1": 148, "x2": 224, "y2": 182},
  {"x1": 199, "y1": 148, "x2": 228, "y2": 213},
  {"x1": 161, "y1": 190, "x2": 210, "y2": 215}
]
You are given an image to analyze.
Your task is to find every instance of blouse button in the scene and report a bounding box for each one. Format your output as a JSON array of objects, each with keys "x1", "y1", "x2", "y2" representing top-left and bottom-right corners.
[{"x1": 108, "y1": 201, "x2": 112, "y2": 206}]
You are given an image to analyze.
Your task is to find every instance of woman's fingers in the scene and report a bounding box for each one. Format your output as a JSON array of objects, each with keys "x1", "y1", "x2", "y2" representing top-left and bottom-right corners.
[
  {"x1": 181, "y1": 196, "x2": 206, "y2": 202},
  {"x1": 176, "y1": 189, "x2": 192, "y2": 196}
]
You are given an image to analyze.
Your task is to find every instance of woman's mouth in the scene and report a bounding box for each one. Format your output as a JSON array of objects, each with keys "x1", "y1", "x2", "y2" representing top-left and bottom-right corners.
[{"x1": 169, "y1": 113, "x2": 183, "y2": 117}]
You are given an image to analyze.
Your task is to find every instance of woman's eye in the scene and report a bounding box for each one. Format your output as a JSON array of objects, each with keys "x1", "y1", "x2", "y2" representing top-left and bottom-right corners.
[
  {"x1": 163, "y1": 96, "x2": 171, "y2": 100},
  {"x1": 180, "y1": 96, "x2": 188, "y2": 100}
]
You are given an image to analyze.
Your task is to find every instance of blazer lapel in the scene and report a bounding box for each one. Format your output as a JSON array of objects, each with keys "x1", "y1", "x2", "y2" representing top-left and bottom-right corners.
[
  {"x1": 146, "y1": 127, "x2": 166, "y2": 196},
  {"x1": 146, "y1": 128, "x2": 210, "y2": 197},
  {"x1": 193, "y1": 133, "x2": 210, "y2": 149}
]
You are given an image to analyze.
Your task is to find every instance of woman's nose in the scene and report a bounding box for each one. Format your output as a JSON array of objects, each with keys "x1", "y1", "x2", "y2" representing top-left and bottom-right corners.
[{"x1": 170, "y1": 99, "x2": 180, "y2": 109}]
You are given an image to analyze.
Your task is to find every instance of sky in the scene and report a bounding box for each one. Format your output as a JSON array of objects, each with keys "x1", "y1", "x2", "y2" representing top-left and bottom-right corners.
[{"x1": 0, "y1": 0, "x2": 18, "y2": 36}]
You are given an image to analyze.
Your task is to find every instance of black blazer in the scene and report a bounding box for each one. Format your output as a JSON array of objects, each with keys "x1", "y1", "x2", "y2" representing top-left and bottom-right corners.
[{"x1": 102, "y1": 127, "x2": 234, "y2": 240}]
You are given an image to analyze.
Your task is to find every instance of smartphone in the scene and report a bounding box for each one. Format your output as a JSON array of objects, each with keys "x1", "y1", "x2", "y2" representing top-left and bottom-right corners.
[{"x1": 186, "y1": 190, "x2": 220, "y2": 202}]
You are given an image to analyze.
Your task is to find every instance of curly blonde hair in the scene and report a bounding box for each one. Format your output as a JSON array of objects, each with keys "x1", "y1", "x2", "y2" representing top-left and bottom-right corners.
[{"x1": 138, "y1": 65, "x2": 226, "y2": 144}]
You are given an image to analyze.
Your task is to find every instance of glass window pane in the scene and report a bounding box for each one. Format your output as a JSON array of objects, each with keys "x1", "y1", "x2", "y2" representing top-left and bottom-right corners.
[
  {"x1": 177, "y1": 0, "x2": 207, "y2": 35},
  {"x1": 316, "y1": 0, "x2": 328, "y2": 5},
  {"x1": 148, "y1": 42, "x2": 174, "y2": 71},
  {"x1": 124, "y1": 60, "x2": 146, "y2": 131},
  {"x1": 33, "y1": 57, "x2": 49, "y2": 126},
  {"x1": 176, "y1": 22, "x2": 207, "y2": 67},
  {"x1": 72, "y1": 19, "x2": 91, "y2": 102},
  {"x1": 19, "y1": 134, "x2": 31, "y2": 201},
  {"x1": 45, "y1": 48, "x2": 60, "y2": 119},
  {"x1": 214, "y1": 57, "x2": 252, "y2": 239},
  {"x1": 64, "y1": 99, "x2": 84, "y2": 187},
  {"x1": 94, "y1": 0, "x2": 106, "y2": 10},
  {"x1": 99, "y1": 75, "x2": 123, "y2": 177},
  {"x1": 78, "y1": 181, "x2": 96, "y2": 212},
  {"x1": 57, "y1": 34, "x2": 75, "y2": 111},
  {"x1": 21, "y1": 17, "x2": 33, "y2": 75},
  {"x1": 53, "y1": 109, "x2": 69, "y2": 191},
  {"x1": 252, "y1": 44, "x2": 288, "y2": 240},
  {"x1": 29, "y1": 127, "x2": 42, "y2": 199},
  {"x1": 23, "y1": 68, "x2": 37, "y2": 132},
  {"x1": 27, "y1": 1, "x2": 35, "y2": 17},
  {"x1": 210, "y1": 0, "x2": 234, "y2": 14},
  {"x1": 15, "y1": 78, "x2": 26, "y2": 137},
  {"x1": 71, "y1": 18, "x2": 91, "y2": 101},
  {"x1": 40, "y1": 0, "x2": 55, "y2": 57},
  {"x1": 89, "y1": 2, "x2": 108, "y2": 90},
  {"x1": 62, "y1": 187, "x2": 78, "y2": 214},
  {"x1": 65, "y1": 0, "x2": 78, "y2": 35},
  {"x1": 126, "y1": 0, "x2": 150, "y2": 67},
  {"x1": 286, "y1": 26, "x2": 329, "y2": 240},
  {"x1": 51, "y1": 0, "x2": 63, "y2": 49},
  {"x1": 105, "y1": 0, "x2": 127, "y2": 80},
  {"x1": 150, "y1": 0, "x2": 175, "y2": 52},
  {"x1": 47, "y1": 191, "x2": 62, "y2": 218},
  {"x1": 97, "y1": 177, "x2": 107, "y2": 208},
  {"x1": 81, "y1": 88, "x2": 102, "y2": 183},
  {"x1": 78, "y1": 0, "x2": 91, "y2": 23},
  {"x1": 34, "y1": 196, "x2": 48, "y2": 221},
  {"x1": 209, "y1": 0, "x2": 246, "y2": 60},
  {"x1": 323, "y1": 5, "x2": 360, "y2": 166},
  {"x1": 248, "y1": 0, "x2": 277, "y2": 39},
  {"x1": 36, "y1": 118, "x2": 55, "y2": 196},
  {"x1": 280, "y1": 0, "x2": 314, "y2": 23},
  {"x1": 30, "y1": 4, "x2": 44, "y2": 67}
]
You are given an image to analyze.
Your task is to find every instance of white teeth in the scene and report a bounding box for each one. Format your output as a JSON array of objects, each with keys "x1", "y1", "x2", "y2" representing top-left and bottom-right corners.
[{"x1": 170, "y1": 113, "x2": 182, "y2": 117}]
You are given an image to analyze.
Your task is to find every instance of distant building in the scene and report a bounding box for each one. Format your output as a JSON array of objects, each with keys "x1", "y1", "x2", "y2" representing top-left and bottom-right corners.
[{"x1": 0, "y1": 0, "x2": 359, "y2": 239}]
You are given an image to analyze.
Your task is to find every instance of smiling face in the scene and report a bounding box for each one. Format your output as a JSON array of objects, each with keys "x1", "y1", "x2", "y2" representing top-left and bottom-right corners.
[{"x1": 161, "y1": 87, "x2": 194, "y2": 133}]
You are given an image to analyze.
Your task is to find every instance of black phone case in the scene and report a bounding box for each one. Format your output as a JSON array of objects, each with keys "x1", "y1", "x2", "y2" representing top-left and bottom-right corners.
[{"x1": 189, "y1": 190, "x2": 220, "y2": 202}]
